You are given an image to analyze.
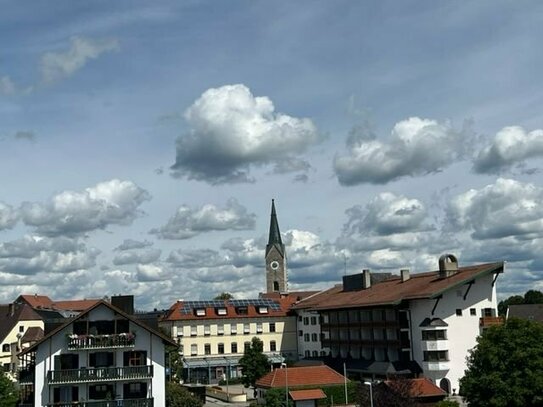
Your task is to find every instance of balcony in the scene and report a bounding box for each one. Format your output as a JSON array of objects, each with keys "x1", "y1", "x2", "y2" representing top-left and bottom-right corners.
[
  {"x1": 45, "y1": 399, "x2": 153, "y2": 407},
  {"x1": 18, "y1": 367, "x2": 35, "y2": 385},
  {"x1": 479, "y1": 317, "x2": 504, "y2": 328},
  {"x1": 67, "y1": 333, "x2": 136, "y2": 350},
  {"x1": 47, "y1": 365, "x2": 153, "y2": 384}
]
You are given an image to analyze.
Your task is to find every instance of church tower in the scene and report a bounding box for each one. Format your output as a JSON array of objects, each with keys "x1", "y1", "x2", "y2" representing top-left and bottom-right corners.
[{"x1": 265, "y1": 199, "x2": 287, "y2": 293}]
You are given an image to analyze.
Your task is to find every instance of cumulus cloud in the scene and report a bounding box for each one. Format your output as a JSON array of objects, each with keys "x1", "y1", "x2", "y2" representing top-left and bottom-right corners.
[
  {"x1": 334, "y1": 117, "x2": 468, "y2": 185},
  {"x1": 0, "y1": 202, "x2": 19, "y2": 230},
  {"x1": 447, "y1": 178, "x2": 543, "y2": 240},
  {"x1": 0, "y1": 76, "x2": 16, "y2": 95},
  {"x1": 171, "y1": 84, "x2": 321, "y2": 183},
  {"x1": 40, "y1": 36, "x2": 119, "y2": 83},
  {"x1": 115, "y1": 239, "x2": 154, "y2": 251},
  {"x1": 473, "y1": 126, "x2": 543, "y2": 173},
  {"x1": 150, "y1": 198, "x2": 255, "y2": 239},
  {"x1": 14, "y1": 131, "x2": 36, "y2": 142},
  {"x1": 0, "y1": 235, "x2": 99, "y2": 275},
  {"x1": 20, "y1": 179, "x2": 150, "y2": 237},
  {"x1": 136, "y1": 264, "x2": 169, "y2": 282},
  {"x1": 113, "y1": 248, "x2": 161, "y2": 265}
]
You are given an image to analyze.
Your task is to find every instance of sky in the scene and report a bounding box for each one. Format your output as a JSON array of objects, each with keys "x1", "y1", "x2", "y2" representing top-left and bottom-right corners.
[{"x1": 1, "y1": 1, "x2": 543, "y2": 309}]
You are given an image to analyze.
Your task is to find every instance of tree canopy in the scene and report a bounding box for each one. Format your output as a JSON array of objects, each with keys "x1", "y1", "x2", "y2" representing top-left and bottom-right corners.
[
  {"x1": 238, "y1": 337, "x2": 270, "y2": 389},
  {"x1": 165, "y1": 381, "x2": 203, "y2": 407},
  {"x1": 214, "y1": 292, "x2": 234, "y2": 300},
  {"x1": 0, "y1": 373, "x2": 19, "y2": 407},
  {"x1": 460, "y1": 318, "x2": 543, "y2": 407},
  {"x1": 498, "y1": 289, "x2": 543, "y2": 316}
]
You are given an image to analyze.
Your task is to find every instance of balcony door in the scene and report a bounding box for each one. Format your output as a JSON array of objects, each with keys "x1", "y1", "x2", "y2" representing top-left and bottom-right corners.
[{"x1": 53, "y1": 386, "x2": 78, "y2": 403}]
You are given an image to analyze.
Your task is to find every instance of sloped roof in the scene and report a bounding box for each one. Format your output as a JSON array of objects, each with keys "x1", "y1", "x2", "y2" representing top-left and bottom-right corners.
[
  {"x1": 384, "y1": 378, "x2": 447, "y2": 398},
  {"x1": 16, "y1": 294, "x2": 100, "y2": 312},
  {"x1": 256, "y1": 365, "x2": 347, "y2": 389},
  {"x1": 21, "y1": 326, "x2": 44, "y2": 343},
  {"x1": 289, "y1": 389, "x2": 327, "y2": 401},
  {"x1": 22, "y1": 300, "x2": 176, "y2": 354},
  {"x1": 508, "y1": 304, "x2": 543, "y2": 322},
  {"x1": 292, "y1": 262, "x2": 503, "y2": 311},
  {"x1": 0, "y1": 304, "x2": 42, "y2": 343}
]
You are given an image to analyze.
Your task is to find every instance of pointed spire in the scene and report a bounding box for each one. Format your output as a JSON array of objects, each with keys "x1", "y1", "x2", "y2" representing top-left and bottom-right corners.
[{"x1": 268, "y1": 199, "x2": 283, "y2": 246}]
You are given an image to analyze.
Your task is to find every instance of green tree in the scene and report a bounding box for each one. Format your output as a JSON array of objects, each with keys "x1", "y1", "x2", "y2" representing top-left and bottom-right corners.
[
  {"x1": 524, "y1": 289, "x2": 543, "y2": 304},
  {"x1": 264, "y1": 388, "x2": 293, "y2": 407},
  {"x1": 460, "y1": 318, "x2": 543, "y2": 407},
  {"x1": 497, "y1": 289, "x2": 543, "y2": 316},
  {"x1": 239, "y1": 337, "x2": 270, "y2": 390},
  {"x1": 435, "y1": 401, "x2": 460, "y2": 407},
  {"x1": 0, "y1": 372, "x2": 19, "y2": 407},
  {"x1": 214, "y1": 292, "x2": 234, "y2": 300},
  {"x1": 165, "y1": 381, "x2": 203, "y2": 407}
]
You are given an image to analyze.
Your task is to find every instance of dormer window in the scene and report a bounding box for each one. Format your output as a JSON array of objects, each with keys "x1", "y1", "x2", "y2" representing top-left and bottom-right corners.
[
  {"x1": 258, "y1": 306, "x2": 268, "y2": 314},
  {"x1": 216, "y1": 308, "x2": 227, "y2": 316},
  {"x1": 195, "y1": 309, "x2": 206, "y2": 317},
  {"x1": 236, "y1": 306, "x2": 248, "y2": 315}
]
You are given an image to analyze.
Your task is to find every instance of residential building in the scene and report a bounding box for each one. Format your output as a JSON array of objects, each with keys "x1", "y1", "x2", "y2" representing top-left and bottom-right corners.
[
  {"x1": 292, "y1": 254, "x2": 504, "y2": 395},
  {"x1": 0, "y1": 303, "x2": 44, "y2": 377},
  {"x1": 507, "y1": 303, "x2": 543, "y2": 323},
  {"x1": 15, "y1": 294, "x2": 100, "y2": 315},
  {"x1": 255, "y1": 365, "x2": 348, "y2": 405},
  {"x1": 159, "y1": 298, "x2": 297, "y2": 384},
  {"x1": 18, "y1": 300, "x2": 176, "y2": 407}
]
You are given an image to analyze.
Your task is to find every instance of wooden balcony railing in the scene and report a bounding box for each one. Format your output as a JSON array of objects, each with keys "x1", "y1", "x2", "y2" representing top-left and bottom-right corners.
[
  {"x1": 18, "y1": 367, "x2": 35, "y2": 384},
  {"x1": 45, "y1": 398, "x2": 153, "y2": 407},
  {"x1": 479, "y1": 316, "x2": 504, "y2": 328},
  {"x1": 67, "y1": 333, "x2": 136, "y2": 350},
  {"x1": 47, "y1": 365, "x2": 153, "y2": 384}
]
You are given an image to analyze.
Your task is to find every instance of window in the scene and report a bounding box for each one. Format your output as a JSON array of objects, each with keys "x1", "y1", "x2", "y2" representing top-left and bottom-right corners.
[
  {"x1": 470, "y1": 308, "x2": 476, "y2": 316},
  {"x1": 218, "y1": 343, "x2": 225, "y2": 354},
  {"x1": 123, "y1": 382, "x2": 147, "y2": 399},
  {"x1": 311, "y1": 333, "x2": 318, "y2": 342},
  {"x1": 237, "y1": 307, "x2": 248, "y2": 315},
  {"x1": 270, "y1": 341, "x2": 276, "y2": 352},
  {"x1": 191, "y1": 326, "x2": 197, "y2": 336},
  {"x1": 204, "y1": 344, "x2": 211, "y2": 355},
  {"x1": 19, "y1": 326, "x2": 24, "y2": 333},
  {"x1": 123, "y1": 351, "x2": 146, "y2": 367},
  {"x1": 204, "y1": 325, "x2": 210, "y2": 336},
  {"x1": 320, "y1": 333, "x2": 325, "y2": 342},
  {"x1": 244, "y1": 342, "x2": 251, "y2": 352},
  {"x1": 2, "y1": 344, "x2": 9, "y2": 352},
  {"x1": 483, "y1": 308, "x2": 494, "y2": 317},
  {"x1": 195, "y1": 308, "x2": 206, "y2": 317},
  {"x1": 257, "y1": 323, "x2": 263, "y2": 333},
  {"x1": 312, "y1": 351, "x2": 318, "y2": 357},
  {"x1": 269, "y1": 323, "x2": 276, "y2": 332},
  {"x1": 423, "y1": 350, "x2": 449, "y2": 362},
  {"x1": 310, "y1": 316, "x2": 317, "y2": 325},
  {"x1": 304, "y1": 350, "x2": 310, "y2": 357},
  {"x1": 56, "y1": 354, "x2": 79, "y2": 370},
  {"x1": 273, "y1": 281, "x2": 280, "y2": 291},
  {"x1": 304, "y1": 333, "x2": 310, "y2": 342},
  {"x1": 455, "y1": 309, "x2": 462, "y2": 316},
  {"x1": 244, "y1": 323, "x2": 250, "y2": 334},
  {"x1": 216, "y1": 308, "x2": 227, "y2": 316},
  {"x1": 298, "y1": 330, "x2": 303, "y2": 337},
  {"x1": 90, "y1": 352, "x2": 114, "y2": 368},
  {"x1": 217, "y1": 324, "x2": 224, "y2": 335},
  {"x1": 303, "y1": 317, "x2": 309, "y2": 325},
  {"x1": 320, "y1": 351, "x2": 327, "y2": 356},
  {"x1": 53, "y1": 386, "x2": 78, "y2": 403},
  {"x1": 176, "y1": 327, "x2": 184, "y2": 337},
  {"x1": 191, "y1": 344, "x2": 198, "y2": 356},
  {"x1": 422, "y1": 330, "x2": 447, "y2": 341},
  {"x1": 231, "y1": 343, "x2": 238, "y2": 353},
  {"x1": 258, "y1": 306, "x2": 268, "y2": 314},
  {"x1": 298, "y1": 315, "x2": 302, "y2": 321},
  {"x1": 231, "y1": 324, "x2": 237, "y2": 335},
  {"x1": 89, "y1": 384, "x2": 114, "y2": 400}
]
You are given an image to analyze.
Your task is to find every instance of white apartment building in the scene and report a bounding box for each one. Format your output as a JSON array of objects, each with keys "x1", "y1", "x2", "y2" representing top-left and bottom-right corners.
[
  {"x1": 159, "y1": 298, "x2": 297, "y2": 384},
  {"x1": 292, "y1": 254, "x2": 504, "y2": 395},
  {"x1": 19, "y1": 300, "x2": 176, "y2": 407}
]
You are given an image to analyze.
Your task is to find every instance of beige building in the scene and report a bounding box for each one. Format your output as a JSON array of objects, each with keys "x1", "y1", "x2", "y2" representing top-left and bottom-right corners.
[{"x1": 160, "y1": 298, "x2": 297, "y2": 384}]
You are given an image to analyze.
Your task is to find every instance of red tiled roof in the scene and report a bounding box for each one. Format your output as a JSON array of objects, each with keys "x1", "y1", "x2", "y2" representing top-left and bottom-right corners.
[
  {"x1": 256, "y1": 366, "x2": 347, "y2": 389},
  {"x1": 17, "y1": 294, "x2": 54, "y2": 309},
  {"x1": 292, "y1": 262, "x2": 503, "y2": 311},
  {"x1": 0, "y1": 304, "x2": 43, "y2": 343},
  {"x1": 289, "y1": 389, "x2": 327, "y2": 401},
  {"x1": 384, "y1": 378, "x2": 447, "y2": 398},
  {"x1": 16, "y1": 294, "x2": 100, "y2": 312}
]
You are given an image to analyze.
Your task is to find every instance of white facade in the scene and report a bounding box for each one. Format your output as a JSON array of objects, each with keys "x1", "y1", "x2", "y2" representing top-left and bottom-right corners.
[
  {"x1": 21, "y1": 302, "x2": 171, "y2": 407},
  {"x1": 295, "y1": 310, "x2": 328, "y2": 359}
]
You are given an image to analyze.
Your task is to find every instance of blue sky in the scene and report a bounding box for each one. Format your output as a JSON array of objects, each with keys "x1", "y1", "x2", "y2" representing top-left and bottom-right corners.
[{"x1": 1, "y1": 1, "x2": 543, "y2": 309}]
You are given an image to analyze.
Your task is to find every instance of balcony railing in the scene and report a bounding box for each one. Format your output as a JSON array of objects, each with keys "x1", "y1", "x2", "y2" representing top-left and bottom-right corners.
[
  {"x1": 67, "y1": 333, "x2": 136, "y2": 350},
  {"x1": 479, "y1": 316, "x2": 504, "y2": 328},
  {"x1": 47, "y1": 365, "x2": 153, "y2": 384},
  {"x1": 45, "y1": 398, "x2": 154, "y2": 407},
  {"x1": 18, "y1": 367, "x2": 35, "y2": 384}
]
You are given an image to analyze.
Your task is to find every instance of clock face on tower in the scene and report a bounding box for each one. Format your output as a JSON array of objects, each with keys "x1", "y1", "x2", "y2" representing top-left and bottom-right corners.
[{"x1": 270, "y1": 261, "x2": 280, "y2": 270}]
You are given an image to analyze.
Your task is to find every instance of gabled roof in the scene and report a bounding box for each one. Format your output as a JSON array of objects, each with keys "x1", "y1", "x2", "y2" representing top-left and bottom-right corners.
[
  {"x1": 16, "y1": 294, "x2": 100, "y2": 312},
  {"x1": 21, "y1": 326, "x2": 44, "y2": 343},
  {"x1": 383, "y1": 378, "x2": 447, "y2": 398},
  {"x1": 0, "y1": 304, "x2": 43, "y2": 343},
  {"x1": 508, "y1": 304, "x2": 543, "y2": 322},
  {"x1": 291, "y1": 262, "x2": 504, "y2": 311},
  {"x1": 289, "y1": 389, "x2": 327, "y2": 401},
  {"x1": 22, "y1": 300, "x2": 176, "y2": 354},
  {"x1": 256, "y1": 365, "x2": 347, "y2": 389}
]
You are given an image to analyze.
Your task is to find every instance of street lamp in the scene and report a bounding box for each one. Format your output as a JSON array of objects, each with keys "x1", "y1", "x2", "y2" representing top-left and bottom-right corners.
[{"x1": 364, "y1": 381, "x2": 373, "y2": 407}]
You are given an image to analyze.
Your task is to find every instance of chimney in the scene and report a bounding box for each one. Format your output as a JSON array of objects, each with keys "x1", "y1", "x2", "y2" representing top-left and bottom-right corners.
[
  {"x1": 362, "y1": 269, "x2": 371, "y2": 289},
  {"x1": 111, "y1": 295, "x2": 134, "y2": 315},
  {"x1": 8, "y1": 303, "x2": 14, "y2": 317},
  {"x1": 438, "y1": 254, "x2": 458, "y2": 278},
  {"x1": 401, "y1": 269, "x2": 410, "y2": 282}
]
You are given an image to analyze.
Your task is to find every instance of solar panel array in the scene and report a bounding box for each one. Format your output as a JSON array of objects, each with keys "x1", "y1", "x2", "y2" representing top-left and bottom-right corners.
[{"x1": 179, "y1": 298, "x2": 281, "y2": 314}]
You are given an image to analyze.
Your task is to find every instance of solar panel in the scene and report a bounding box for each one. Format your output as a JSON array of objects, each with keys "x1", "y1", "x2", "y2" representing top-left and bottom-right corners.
[{"x1": 179, "y1": 298, "x2": 282, "y2": 314}]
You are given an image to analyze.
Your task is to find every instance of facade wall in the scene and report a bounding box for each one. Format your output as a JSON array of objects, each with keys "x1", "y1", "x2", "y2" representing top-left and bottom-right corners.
[
  {"x1": 296, "y1": 310, "x2": 327, "y2": 359},
  {"x1": 0, "y1": 318, "x2": 44, "y2": 372}
]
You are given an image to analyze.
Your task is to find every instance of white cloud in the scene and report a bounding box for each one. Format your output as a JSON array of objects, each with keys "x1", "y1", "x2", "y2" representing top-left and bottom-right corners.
[
  {"x1": 171, "y1": 84, "x2": 321, "y2": 183},
  {"x1": 0, "y1": 76, "x2": 16, "y2": 95},
  {"x1": 334, "y1": 117, "x2": 468, "y2": 185},
  {"x1": 0, "y1": 202, "x2": 19, "y2": 230},
  {"x1": 447, "y1": 178, "x2": 543, "y2": 240},
  {"x1": 473, "y1": 126, "x2": 543, "y2": 173},
  {"x1": 150, "y1": 198, "x2": 255, "y2": 239},
  {"x1": 115, "y1": 239, "x2": 154, "y2": 251},
  {"x1": 136, "y1": 264, "x2": 169, "y2": 282},
  {"x1": 40, "y1": 36, "x2": 119, "y2": 83},
  {"x1": 20, "y1": 179, "x2": 151, "y2": 237},
  {"x1": 0, "y1": 235, "x2": 99, "y2": 275},
  {"x1": 113, "y1": 248, "x2": 161, "y2": 265}
]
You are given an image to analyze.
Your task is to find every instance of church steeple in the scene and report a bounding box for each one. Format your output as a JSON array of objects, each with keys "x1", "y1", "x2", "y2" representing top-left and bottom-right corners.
[{"x1": 265, "y1": 199, "x2": 287, "y2": 293}]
